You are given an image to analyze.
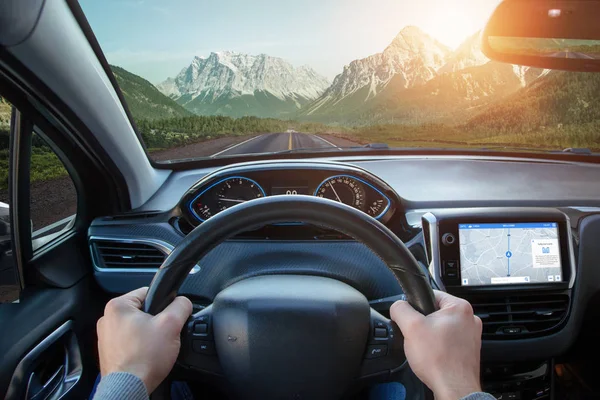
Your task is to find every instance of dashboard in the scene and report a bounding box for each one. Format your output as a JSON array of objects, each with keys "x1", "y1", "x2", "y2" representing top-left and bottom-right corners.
[{"x1": 88, "y1": 156, "x2": 600, "y2": 368}]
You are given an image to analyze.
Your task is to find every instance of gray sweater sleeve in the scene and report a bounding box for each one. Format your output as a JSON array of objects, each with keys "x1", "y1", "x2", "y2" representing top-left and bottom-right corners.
[
  {"x1": 89, "y1": 373, "x2": 496, "y2": 400},
  {"x1": 92, "y1": 372, "x2": 148, "y2": 400},
  {"x1": 461, "y1": 392, "x2": 497, "y2": 400}
]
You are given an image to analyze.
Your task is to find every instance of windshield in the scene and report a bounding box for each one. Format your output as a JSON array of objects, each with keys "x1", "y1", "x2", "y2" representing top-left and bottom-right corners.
[{"x1": 80, "y1": 0, "x2": 600, "y2": 162}]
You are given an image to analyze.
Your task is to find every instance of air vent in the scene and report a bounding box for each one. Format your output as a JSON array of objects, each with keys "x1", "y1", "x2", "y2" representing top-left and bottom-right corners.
[
  {"x1": 464, "y1": 293, "x2": 569, "y2": 339},
  {"x1": 92, "y1": 239, "x2": 167, "y2": 269}
]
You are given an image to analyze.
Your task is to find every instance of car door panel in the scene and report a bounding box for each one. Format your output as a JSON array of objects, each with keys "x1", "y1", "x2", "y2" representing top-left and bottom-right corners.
[
  {"x1": 0, "y1": 277, "x2": 103, "y2": 399},
  {"x1": 0, "y1": 106, "x2": 106, "y2": 398}
]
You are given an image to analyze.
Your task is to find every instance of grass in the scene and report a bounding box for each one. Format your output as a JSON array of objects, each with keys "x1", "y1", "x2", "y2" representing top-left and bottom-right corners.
[
  {"x1": 0, "y1": 148, "x2": 68, "y2": 190},
  {"x1": 333, "y1": 122, "x2": 600, "y2": 152}
]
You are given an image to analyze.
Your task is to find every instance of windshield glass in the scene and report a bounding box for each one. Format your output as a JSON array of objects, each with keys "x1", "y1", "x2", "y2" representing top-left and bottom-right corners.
[{"x1": 80, "y1": 0, "x2": 600, "y2": 162}]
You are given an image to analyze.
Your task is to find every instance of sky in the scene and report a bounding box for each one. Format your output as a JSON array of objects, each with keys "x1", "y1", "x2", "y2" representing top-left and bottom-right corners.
[{"x1": 80, "y1": 0, "x2": 502, "y2": 84}]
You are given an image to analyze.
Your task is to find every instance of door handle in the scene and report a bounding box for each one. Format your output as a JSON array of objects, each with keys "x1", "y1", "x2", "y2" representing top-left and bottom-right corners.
[
  {"x1": 5, "y1": 321, "x2": 82, "y2": 400},
  {"x1": 26, "y1": 364, "x2": 64, "y2": 400}
]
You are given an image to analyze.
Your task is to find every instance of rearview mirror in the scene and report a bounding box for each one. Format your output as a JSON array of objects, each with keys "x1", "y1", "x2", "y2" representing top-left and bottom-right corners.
[{"x1": 481, "y1": 0, "x2": 600, "y2": 71}]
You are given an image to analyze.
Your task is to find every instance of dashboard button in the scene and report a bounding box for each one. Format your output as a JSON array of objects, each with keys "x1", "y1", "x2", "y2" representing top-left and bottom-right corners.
[
  {"x1": 365, "y1": 345, "x2": 388, "y2": 359},
  {"x1": 442, "y1": 233, "x2": 456, "y2": 246},
  {"x1": 194, "y1": 323, "x2": 208, "y2": 334},
  {"x1": 502, "y1": 327, "x2": 522, "y2": 334},
  {"x1": 374, "y1": 328, "x2": 388, "y2": 338},
  {"x1": 193, "y1": 340, "x2": 216, "y2": 355},
  {"x1": 444, "y1": 260, "x2": 459, "y2": 279}
]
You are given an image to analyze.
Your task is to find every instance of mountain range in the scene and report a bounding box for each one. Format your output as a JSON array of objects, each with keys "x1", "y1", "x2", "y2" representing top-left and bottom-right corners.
[
  {"x1": 153, "y1": 26, "x2": 554, "y2": 124},
  {"x1": 156, "y1": 52, "x2": 330, "y2": 118},
  {"x1": 300, "y1": 27, "x2": 549, "y2": 124},
  {"x1": 112, "y1": 25, "x2": 597, "y2": 138}
]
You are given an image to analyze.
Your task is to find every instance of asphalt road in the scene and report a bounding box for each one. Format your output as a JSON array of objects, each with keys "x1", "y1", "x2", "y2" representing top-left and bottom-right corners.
[
  {"x1": 152, "y1": 132, "x2": 361, "y2": 161},
  {"x1": 547, "y1": 50, "x2": 596, "y2": 59},
  {"x1": 212, "y1": 132, "x2": 346, "y2": 156}
]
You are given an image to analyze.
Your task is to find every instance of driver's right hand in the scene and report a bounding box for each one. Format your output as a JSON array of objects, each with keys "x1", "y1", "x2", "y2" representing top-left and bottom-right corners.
[{"x1": 390, "y1": 290, "x2": 483, "y2": 400}]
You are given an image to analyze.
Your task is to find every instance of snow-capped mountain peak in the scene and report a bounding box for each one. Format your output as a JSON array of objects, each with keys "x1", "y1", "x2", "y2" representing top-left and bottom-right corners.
[
  {"x1": 156, "y1": 52, "x2": 330, "y2": 118},
  {"x1": 302, "y1": 26, "x2": 451, "y2": 115},
  {"x1": 385, "y1": 26, "x2": 450, "y2": 59}
]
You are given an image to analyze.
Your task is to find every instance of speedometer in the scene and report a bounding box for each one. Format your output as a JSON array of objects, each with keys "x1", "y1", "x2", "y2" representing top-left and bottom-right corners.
[
  {"x1": 315, "y1": 176, "x2": 366, "y2": 210},
  {"x1": 315, "y1": 175, "x2": 390, "y2": 219},
  {"x1": 190, "y1": 177, "x2": 265, "y2": 221}
]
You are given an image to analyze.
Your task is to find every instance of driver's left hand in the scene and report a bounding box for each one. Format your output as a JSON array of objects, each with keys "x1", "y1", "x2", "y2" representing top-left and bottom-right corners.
[{"x1": 97, "y1": 287, "x2": 193, "y2": 394}]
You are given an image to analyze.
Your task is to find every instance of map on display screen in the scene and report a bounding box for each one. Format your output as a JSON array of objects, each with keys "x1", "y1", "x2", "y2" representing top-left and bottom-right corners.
[{"x1": 458, "y1": 223, "x2": 562, "y2": 286}]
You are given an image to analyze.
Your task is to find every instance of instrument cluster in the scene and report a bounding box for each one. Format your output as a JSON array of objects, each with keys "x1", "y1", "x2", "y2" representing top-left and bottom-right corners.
[{"x1": 181, "y1": 163, "x2": 396, "y2": 225}]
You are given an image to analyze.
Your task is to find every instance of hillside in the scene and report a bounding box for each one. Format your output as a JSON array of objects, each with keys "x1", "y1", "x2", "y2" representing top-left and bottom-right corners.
[
  {"x1": 178, "y1": 89, "x2": 314, "y2": 119},
  {"x1": 339, "y1": 71, "x2": 600, "y2": 152},
  {"x1": 465, "y1": 71, "x2": 600, "y2": 132},
  {"x1": 459, "y1": 71, "x2": 600, "y2": 149},
  {"x1": 356, "y1": 62, "x2": 546, "y2": 125},
  {"x1": 110, "y1": 65, "x2": 193, "y2": 120}
]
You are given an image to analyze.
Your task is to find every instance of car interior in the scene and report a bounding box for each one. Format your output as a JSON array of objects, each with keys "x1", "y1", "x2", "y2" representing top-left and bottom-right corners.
[{"x1": 1, "y1": 0, "x2": 600, "y2": 399}]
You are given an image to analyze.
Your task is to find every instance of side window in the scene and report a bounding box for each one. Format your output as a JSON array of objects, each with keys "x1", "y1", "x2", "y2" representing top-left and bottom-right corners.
[
  {"x1": 0, "y1": 97, "x2": 78, "y2": 300},
  {"x1": 0, "y1": 96, "x2": 11, "y2": 227},
  {"x1": 0, "y1": 97, "x2": 77, "y2": 249},
  {"x1": 0, "y1": 96, "x2": 18, "y2": 301},
  {"x1": 30, "y1": 131, "x2": 78, "y2": 242},
  {"x1": 0, "y1": 97, "x2": 9, "y2": 201}
]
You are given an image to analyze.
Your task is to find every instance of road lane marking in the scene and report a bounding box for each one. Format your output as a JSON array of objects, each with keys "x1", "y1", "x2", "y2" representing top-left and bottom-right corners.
[
  {"x1": 288, "y1": 132, "x2": 293, "y2": 150},
  {"x1": 313, "y1": 134, "x2": 342, "y2": 150},
  {"x1": 210, "y1": 134, "x2": 264, "y2": 157}
]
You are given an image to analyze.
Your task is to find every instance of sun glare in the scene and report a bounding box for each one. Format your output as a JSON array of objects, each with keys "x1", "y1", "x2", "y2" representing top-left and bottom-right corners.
[{"x1": 419, "y1": 0, "x2": 500, "y2": 49}]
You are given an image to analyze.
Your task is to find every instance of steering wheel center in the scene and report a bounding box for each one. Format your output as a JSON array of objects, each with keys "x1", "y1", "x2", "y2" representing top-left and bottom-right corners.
[{"x1": 212, "y1": 275, "x2": 370, "y2": 399}]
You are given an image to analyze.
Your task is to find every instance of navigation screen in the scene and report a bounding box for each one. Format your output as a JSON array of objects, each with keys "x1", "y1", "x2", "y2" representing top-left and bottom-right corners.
[{"x1": 458, "y1": 222, "x2": 562, "y2": 286}]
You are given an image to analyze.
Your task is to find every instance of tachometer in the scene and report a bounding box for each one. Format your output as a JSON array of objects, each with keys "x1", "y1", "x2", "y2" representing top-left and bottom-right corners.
[
  {"x1": 190, "y1": 177, "x2": 265, "y2": 221},
  {"x1": 315, "y1": 176, "x2": 366, "y2": 210}
]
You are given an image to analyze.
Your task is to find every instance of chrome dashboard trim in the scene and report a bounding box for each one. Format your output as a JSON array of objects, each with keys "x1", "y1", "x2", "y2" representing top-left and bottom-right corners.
[
  {"x1": 565, "y1": 215, "x2": 577, "y2": 289},
  {"x1": 89, "y1": 236, "x2": 201, "y2": 274},
  {"x1": 422, "y1": 212, "x2": 445, "y2": 291},
  {"x1": 406, "y1": 209, "x2": 443, "y2": 227}
]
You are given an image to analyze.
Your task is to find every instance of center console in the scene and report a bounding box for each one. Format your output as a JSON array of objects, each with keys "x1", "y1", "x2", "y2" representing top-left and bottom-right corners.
[{"x1": 421, "y1": 208, "x2": 576, "y2": 399}]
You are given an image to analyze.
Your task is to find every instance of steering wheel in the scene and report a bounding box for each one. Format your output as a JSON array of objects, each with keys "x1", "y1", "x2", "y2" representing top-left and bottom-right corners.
[{"x1": 144, "y1": 195, "x2": 436, "y2": 400}]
